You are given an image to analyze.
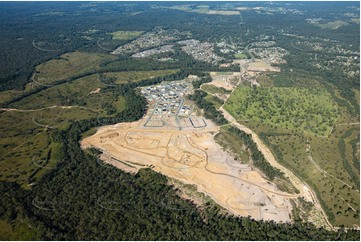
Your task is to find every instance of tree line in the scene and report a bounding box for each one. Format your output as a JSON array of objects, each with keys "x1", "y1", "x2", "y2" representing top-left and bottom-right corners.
[
  {"x1": 227, "y1": 126, "x2": 285, "y2": 181},
  {"x1": 188, "y1": 89, "x2": 228, "y2": 126}
]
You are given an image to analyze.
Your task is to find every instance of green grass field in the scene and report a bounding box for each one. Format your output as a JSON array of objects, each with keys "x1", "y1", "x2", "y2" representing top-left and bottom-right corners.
[
  {"x1": 0, "y1": 52, "x2": 116, "y2": 106},
  {"x1": 109, "y1": 31, "x2": 144, "y2": 40},
  {"x1": 201, "y1": 84, "x2": 231, "y2": 95},
  {"x1": 225, "y1": 86, "x2": 338, "y2": 136},
  {"x1": 32, "y1": 51, "x2": 115, "y2": 86},
  {"x1": 10, "y1": 75, "x2": 105, "y2": 110},
  {"x1": 205, "y1": 95, "x2": 224, "y2": 109},
  {"x1": 0, "y1": 219, "x2": 41, "y2": 240},
  {"x1": 103, "y1": 69, "x2": 179, "y2": 84},
  {"x1": 234, "y1": 53, "x2": 247, "y2": 59}
]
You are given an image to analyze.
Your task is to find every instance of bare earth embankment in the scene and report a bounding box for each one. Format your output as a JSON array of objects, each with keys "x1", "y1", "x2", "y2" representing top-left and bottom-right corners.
[
  {"x1": 82, "y1": 116, "x2": 296, "y2": 223},
  {"x1": 81, "y1": 60, "x2": 332, "y2": 227}
]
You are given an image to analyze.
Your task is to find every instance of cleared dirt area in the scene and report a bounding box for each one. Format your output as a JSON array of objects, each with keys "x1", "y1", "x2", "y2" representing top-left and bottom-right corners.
[
  {"x1": 247, "y1": 60, "x2": 280, "y2": 72},
  {"x1": 82, "y1": 115, "x2": 296, "y2": 223},
  {"x1": 209, "y1": 72, "x2": 240, "y2": 90},
  {"x1": 89, "y1": 88, "x2": 101, "y2": 95}
]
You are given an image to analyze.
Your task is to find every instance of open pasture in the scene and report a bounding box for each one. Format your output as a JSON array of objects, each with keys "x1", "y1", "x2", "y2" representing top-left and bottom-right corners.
[{"x1": 234, "y1": 53, "x2": 247, "y2": 59}]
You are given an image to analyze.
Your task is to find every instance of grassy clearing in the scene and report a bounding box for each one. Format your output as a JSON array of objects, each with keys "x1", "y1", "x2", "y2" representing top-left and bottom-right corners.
[
  {"x1": 201, "y1": 84, "x2": 231, "y2": 95},
  {"x1": 0, "y1": 106, "x2": 107, "y2": 186},
  {"x1": 109, "y1": 31, "x2": 144, "y2": 40},
  {"x1": 308, "y1": 133, "x2": 359, "y2": 226},
  {"x1": 0, "y1": 57, "x2": 132, "y2": 186},
  {"x1": 29, "y1": 140, "x2": 63, "y2": 183},
  {"x1": 10, "y1": 75, "x2": 103, "y2": 109},
  {"x1": 9, "y1": 74, "x2": 128, "y2": 116},
  {"x1": 32, "y1": 51, "x2": 115, "y2": 86},
  {"x1": 0, "y1": 220, "x2": 13, "y2": 240},
  {"x1": 10, "y1": 70, "x2": 176, "y2": 111},
  {"x1": 0, "y1": 219, "x2": 41, "y2": 240},
  {"x1": 0, "y1": 111, "x2": 52, "y2": 186},
  {"x1": 260, "y1": 128, "x2": 360, "y2": 227},
  {"x1": 0, "y1": 89, "x2": 25, "y2": 106},
  {"x1": 113, "y1": 96, "x2": 127, "y2": 112},
  {"x1": 205, "y1": 95, "x2": 224, "y2": 110},
  {"x1": 214, "y1": 126, "x2": 250, "y2": 163},
  {"x1": 226, "y1": 83, "x2": 359, "y2": 226},
  {"x1": 1, "y1": 84, "x2": 128, "y2": 186},
  {"x1": 103, "y1": 69, "x2": 179, "y2": 84},
  {"x1": 225, "y1": 86, "x2": 338, "y2": 136},
  {"x1": 234, "y1": 53, "x2": 247, "y2": 59},
  {"x1": 1, "y1": 51, "x2": 114, "y2": 106},
  {"x1": 249, "y1": 120, "x2": 360, "y2": 227}
]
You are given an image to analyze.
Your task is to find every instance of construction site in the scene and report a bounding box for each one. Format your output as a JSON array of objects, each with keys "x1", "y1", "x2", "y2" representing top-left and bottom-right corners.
[{"x1": 81, "y1": 79, "x2": 297, "y2": 223}]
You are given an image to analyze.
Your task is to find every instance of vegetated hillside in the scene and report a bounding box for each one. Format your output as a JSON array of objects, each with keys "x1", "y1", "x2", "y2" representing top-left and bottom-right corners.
[
  {"x1": 225, "y1": 72, "x2": 360, "y2": 226},
  {"x1": 0, "y1": 53, "x2": 358, "y2": 240},
  {"x1": 225, "y1": 86, "x2": 338, "y2": 136},
  {"x1": 0, "y1": 81, "x2": 359, "y2": 240}
]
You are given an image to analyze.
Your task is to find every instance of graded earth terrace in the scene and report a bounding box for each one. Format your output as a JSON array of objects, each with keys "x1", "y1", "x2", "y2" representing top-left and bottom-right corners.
[{"x1": 83, "y1": 78, "x2": 306, "y2": 223}]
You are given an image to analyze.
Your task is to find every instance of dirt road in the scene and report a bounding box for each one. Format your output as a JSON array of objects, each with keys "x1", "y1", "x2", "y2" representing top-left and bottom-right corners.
[{"x1": 82, "y1": 119, "x2": 295, "y2": 223}]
